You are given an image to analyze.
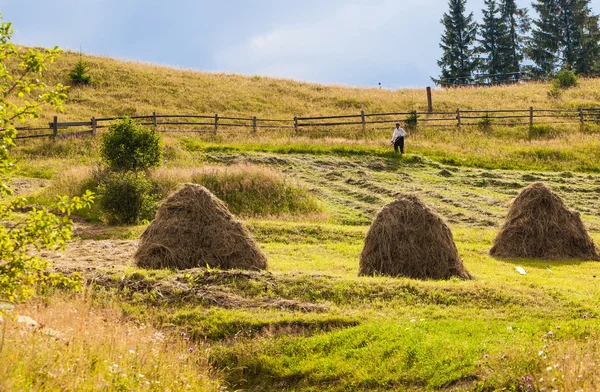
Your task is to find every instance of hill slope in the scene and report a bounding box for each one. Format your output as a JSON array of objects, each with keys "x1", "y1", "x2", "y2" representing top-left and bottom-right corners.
[{"x1": 39, "y1": 50, "x2": 600, "y2": 123}]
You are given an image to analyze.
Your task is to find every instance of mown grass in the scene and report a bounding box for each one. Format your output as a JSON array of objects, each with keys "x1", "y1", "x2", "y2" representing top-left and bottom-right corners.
[{"x1": 6, "y1": 51, "x2": 600, "y2": 391}]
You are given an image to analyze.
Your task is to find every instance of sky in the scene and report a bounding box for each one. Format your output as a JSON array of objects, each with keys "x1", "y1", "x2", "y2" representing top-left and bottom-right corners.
[{"x1": 1, "y1": 0, "x2": 599, "y2": 89}]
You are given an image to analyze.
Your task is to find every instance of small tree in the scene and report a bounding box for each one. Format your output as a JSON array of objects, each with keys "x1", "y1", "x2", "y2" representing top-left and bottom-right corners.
[
  {"x1": 0, "y1": 15, "x2": 93, "y2": 302},
  {"x1": 68, "y1": 59, "x2": 93, "y2": 85},
  {"x1": 101, "y1": 117, "x2": 162, "y2": 171}
]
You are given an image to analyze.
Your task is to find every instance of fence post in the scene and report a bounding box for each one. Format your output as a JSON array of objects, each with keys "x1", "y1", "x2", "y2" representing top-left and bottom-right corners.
[
  {"x1": 529, "y1": 106, "x2": 534, "y2": 130},
  {"x1": 426, "y1": 87, "x2": 432, "y2": 113},
  {"x1": 91, "y1": 117, "x2": 97, "y2": 136},
  {"x1": 361, "y1": 110, "x2": 366, "y2": 132},
  {"x1": 456, "y1": 108, "x2": 461, "y2": 128},
  {"x1": 152, "y1": 111, "x2": 157, "y2": 128},
  {"x1": 214, "y1": 114, "x2": 219, "y2": 134},
  {"x1": 253, "y1": 116, "x2": 257, "y2": 133},
  {"x1": 294, "y1": 116, "x2": 298, "y2": 134},
  {"x1": 52, "y1": 116, "x2": 58, "y2": 137},
  {"x1": 579, "y1": 107, "x2": 584, "y2": 124}
]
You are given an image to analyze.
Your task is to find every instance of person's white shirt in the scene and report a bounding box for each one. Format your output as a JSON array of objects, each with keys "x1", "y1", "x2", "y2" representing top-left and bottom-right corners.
[{"x1": 391, "y1": 126, "x2": 407, "y2": 142}]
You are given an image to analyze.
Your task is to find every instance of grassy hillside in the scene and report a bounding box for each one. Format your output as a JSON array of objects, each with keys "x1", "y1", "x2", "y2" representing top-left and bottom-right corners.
[
  {"x1": 36, "y1": 49, "x2": 600, "y2": 124},
  {"x1": 3, "y1": 50, "x2": 600, "y2": 391}
]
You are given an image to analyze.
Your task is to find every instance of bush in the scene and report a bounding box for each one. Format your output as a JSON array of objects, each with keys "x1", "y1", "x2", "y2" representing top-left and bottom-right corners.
[
  {"x1": 101, "y1": 117, "x2": 162, "y2": 171},
  {"x1": 97, "y1": 171, "x2": 159, "y2": 225},
  {"x1": 404, "y1": 110, "x2": 419, "y2": 129},
  {"x1": 478, "y1": 112, "x2": 493, "y2": 130},
  {"x1": 68, "y1": 59, "x2": 93, "y2": 85},
  {"x1": 552, "y1": 68, "x2": 578, "y2": 89}
]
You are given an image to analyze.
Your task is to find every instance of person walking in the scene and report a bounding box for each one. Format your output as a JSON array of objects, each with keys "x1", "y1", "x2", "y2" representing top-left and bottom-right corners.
[{"x1": 390, "y1": 122, "x2": 407, "y2": 154}]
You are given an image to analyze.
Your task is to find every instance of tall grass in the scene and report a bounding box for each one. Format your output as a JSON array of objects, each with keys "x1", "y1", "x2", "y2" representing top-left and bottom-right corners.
[
  {"x1": 152, "y1": 164, "x2": 322, "y2": 217},
  {"x1": 0, "y1": 293, "x2": 220, "y2": 391},
  {"x1": 21, "y1": 50, "x2": 600, "y2": 126}
]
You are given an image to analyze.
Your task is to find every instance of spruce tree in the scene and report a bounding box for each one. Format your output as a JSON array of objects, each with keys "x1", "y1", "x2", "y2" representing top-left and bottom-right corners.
[
  {"x1": 566, "y1": 0, "x2": 600, "y2": 75},
  {"x1": 477, "y1": 0, "x2": 506, "y2": 84},
  {"x1": 499, "y1": 0, "x2": 530, "y2": 82},
  {"x1": 527, "y1": 0, "x2": 600, "y2": 77},
  {"x1": 435, "y1": 0, "x2": 478, "y2": 86},
  {"x1": 527, "y1": 0, "x2": 560, "y2": 77}
]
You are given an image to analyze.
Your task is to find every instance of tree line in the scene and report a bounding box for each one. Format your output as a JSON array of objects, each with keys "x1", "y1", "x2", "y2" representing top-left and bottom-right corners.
[{"x1": 434, "y1": 0, "x2": 600, "y2": 86}]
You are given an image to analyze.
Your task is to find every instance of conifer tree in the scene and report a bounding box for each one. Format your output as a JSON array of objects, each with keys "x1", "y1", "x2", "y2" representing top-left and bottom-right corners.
[
  {"x1": 477, "y1": 0, "x2": 506, "y2": 84},
  {"x1": 527, "y1": 0, "x2": 600, "y2": 76},
  {"x1": 527, "y1": 0, "x2": 560, "y2": 77},
  {"x1": 435, "y1": 0, "x2": 478, "y2": 86},
  {"x1": 499, "y1": 0, "x2": 530, "y2": 82}
]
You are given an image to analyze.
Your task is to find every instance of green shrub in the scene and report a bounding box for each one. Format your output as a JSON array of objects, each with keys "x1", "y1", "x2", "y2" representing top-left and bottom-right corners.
[
  {"x1": 404, "y1": 110, "x2": 419, "y2": 129},
  {"x1": 68, "y1": 60, "x2": 93, "y2": 85},
  {"x1": 101, "y1": 117, "x2": 162, "y2": 171},
  {"x1": 552, "y1": 68, "x2": 578, "y2": 89},
  {"x1": 97, "y1": 171, "x2": 159, "y2": 225},
  {"x1": 478, "y1": 112, "x2": 493, "y2": 130}
]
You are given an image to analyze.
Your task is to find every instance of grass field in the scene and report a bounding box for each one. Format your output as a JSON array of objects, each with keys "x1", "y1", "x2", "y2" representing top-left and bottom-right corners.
[{"x1": 3, "y1": 54, "x2": 600, "y2": 391}]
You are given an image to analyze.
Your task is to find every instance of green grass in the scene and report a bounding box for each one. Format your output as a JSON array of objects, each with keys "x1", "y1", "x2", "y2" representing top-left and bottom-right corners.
[{"x1": 6, "y1": 57, "x2": 600, "y2": 390}]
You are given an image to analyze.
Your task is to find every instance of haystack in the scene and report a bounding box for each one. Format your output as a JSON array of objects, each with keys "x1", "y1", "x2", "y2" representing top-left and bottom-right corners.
[
  {"x1": 135, "y1": 184, "x2": 267, "y2": 270},
  {"x1": 490, "y1": 182, "x2": 599, "y2": 260},
  {"x1": 359, "y1": 194, "x2": 471, "y2": 280}
]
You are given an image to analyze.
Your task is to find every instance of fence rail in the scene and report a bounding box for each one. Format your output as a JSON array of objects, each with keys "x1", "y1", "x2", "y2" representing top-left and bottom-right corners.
[{"x1": 4, "y1": 107, "x2": 600, "y2": 140}]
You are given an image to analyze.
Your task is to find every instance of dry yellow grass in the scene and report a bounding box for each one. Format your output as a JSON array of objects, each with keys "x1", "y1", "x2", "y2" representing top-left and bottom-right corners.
[
  {"x1": 31, "y1": 49, "x2": 600, "y2": 126},
  {"x1": 0, "y1": 293, "x2": 220, "y2": 391}
]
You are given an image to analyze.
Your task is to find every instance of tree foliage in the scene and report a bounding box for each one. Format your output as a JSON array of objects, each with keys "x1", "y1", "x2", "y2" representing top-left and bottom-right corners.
[
  {"x1": 498, "y1": 0, "x2": 530, "y2": 82},
  {"x1": 0, "y1": 15, "x2": 93, "y2": 302},
  {"x1": 101, "y1": 117, "x2": 162, "y2": 171},
  {"x1": 68, "y1": 59, "x2": 93, "y2": 85},
  {"x1": 527, "y1": 0, "x2": 600, "y2": 77},
  {"x1": 477, "y1": 0, "x2": 506, "y2": 82},
  {"x1": 435, "y1": 0, "x2": 479, "y2": 86}
]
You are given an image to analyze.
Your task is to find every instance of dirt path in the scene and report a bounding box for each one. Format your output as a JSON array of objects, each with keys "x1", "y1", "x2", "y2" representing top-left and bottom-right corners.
[{"x1": 40, "y1": 239, "x2": 137, "y2": 272}]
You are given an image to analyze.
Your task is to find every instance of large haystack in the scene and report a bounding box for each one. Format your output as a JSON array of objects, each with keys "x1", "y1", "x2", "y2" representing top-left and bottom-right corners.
[
  {"x1": 359, "y1": 194, "x2": 471, "y2": 280},
  {"x1": 135, "y1": 184, "x2": 267, "y2": 270},
  {"x1": 490, "y1": 182, "x2": 599, "y2": 260}
]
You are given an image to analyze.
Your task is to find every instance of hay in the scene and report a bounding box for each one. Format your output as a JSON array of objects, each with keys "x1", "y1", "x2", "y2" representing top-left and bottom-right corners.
[
  {"x1": 490, "y1": 182, "x2": 599, "y2": 260},
  {"x1": 134, "y1": 184, "x2": 267, "y2": 270},
  {"x1": 359, "y1": 194, "x2": 471, "y2": 280}
]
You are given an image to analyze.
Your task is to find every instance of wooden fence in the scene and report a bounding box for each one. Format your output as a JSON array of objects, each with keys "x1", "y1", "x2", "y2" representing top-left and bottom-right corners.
[{"x1": 7, "y1": 107, "x2": 600, "y2": 140}]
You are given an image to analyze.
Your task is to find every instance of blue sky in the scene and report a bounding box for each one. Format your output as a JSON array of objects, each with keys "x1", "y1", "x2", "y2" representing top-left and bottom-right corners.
[{"x1": 1, "y1": 0, "x2": 599, "y2": 89}]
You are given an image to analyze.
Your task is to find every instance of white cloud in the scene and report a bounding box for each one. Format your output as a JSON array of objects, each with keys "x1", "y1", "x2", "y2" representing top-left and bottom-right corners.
[{"x1": 214, "y1": 0, "x2": 442, "y2": 87}]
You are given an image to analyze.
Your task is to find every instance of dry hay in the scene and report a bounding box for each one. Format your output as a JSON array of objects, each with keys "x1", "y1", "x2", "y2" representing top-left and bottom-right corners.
[
  {"x1": 135, "y1": 183, "x2": 267, "y2": 270},
  {"x1": 490, "y1": 182, "x2": 599, "y2": 260},
  {"x1": 359, "y1": 194, "x2": 471, "y2": 280}
]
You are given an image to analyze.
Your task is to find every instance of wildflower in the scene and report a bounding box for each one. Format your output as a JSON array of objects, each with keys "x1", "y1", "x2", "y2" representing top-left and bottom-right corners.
[
  {"x1": 582, "y1": 314, "x2": 589, "y2": 319},
  {"x1": 547, "y1": 331, "x2": 554, "y2": 337},
  {"x1": 184, "y1": 337, "x2": 189, "y2": 341},
  {"x1": 189, "y1": 347, "x2": 195, "y2": 353},
  {"x1": 484, "y1": 354, "x2": 489, "y2": 359},
  {"x1": 527, "y1": 384, "x2": 532, "y2": 389},
  {"x1": 521, "y1": 376, "x2": 526, "y2": 381}
]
